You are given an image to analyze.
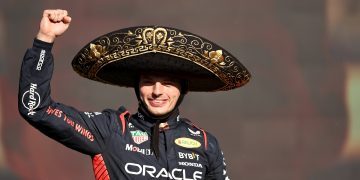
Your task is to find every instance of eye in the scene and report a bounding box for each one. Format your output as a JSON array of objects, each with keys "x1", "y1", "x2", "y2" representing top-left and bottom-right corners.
[
  {"x1": 162, "y1": 81, "x2": 170, "y2": 85},
  {"x1": 162, "y1": 80, "x2": 180, "y2": 88}
]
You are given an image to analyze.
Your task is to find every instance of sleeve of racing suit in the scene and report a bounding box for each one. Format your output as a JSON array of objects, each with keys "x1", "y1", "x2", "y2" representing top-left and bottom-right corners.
[
  {"x1": 205, "y1": 133, "x2": 230, "y2": 180},
  {"x1": 18, "y1": 38, "x2": 118, "y2": 155}
]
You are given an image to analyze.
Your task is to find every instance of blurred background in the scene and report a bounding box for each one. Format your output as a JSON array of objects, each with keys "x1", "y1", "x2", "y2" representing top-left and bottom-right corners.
[{"x1": 1, "y1": 0, "x2": 360, "y2": 179}]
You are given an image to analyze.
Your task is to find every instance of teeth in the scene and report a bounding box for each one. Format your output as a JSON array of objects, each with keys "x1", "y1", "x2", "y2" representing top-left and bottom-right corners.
[
  {"x1": 151, "y1": 99, "x2": 165, "y2": 102},
  {"x1": 149, "y1": 99, "x2": 167, "y2": 107}
]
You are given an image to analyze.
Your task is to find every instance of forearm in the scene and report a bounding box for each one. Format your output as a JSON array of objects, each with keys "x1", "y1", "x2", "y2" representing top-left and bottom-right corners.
[{"x1": 18, "y1": 38, "x2": 54, "y2": 120}]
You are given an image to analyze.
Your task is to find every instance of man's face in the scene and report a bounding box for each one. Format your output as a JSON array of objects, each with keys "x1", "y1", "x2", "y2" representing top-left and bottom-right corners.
[{"x1": 139, "y1": 74, "x2": 181, "y2": 117}]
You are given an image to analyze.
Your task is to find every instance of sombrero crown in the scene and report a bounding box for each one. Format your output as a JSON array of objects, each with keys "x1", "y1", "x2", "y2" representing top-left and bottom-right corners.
[{"x1": 72, "y1": 26, "x2": 251, "y2": 91}]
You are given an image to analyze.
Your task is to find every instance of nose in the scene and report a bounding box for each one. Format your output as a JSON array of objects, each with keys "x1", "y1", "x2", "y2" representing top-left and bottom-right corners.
[{"x1": 152, "y1": 82, "x2": 164, "y2": 96}]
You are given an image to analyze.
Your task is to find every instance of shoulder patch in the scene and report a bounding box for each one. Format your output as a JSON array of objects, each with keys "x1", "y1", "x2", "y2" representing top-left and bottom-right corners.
[
  {"x1": 180, "y1": 118, "x2": 208, "y2": 150},
  {"x1": 188, "y1": 128, "x2": 202, "y2": 137}
]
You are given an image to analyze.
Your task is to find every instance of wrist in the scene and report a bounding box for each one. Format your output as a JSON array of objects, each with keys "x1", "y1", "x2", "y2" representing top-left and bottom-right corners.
[
  {"x1": 33, "y1": 38, "x2": 54, "y2": 51},
  {"x1": 36, "y1": 32, "x2": 56, "y2": 43}
]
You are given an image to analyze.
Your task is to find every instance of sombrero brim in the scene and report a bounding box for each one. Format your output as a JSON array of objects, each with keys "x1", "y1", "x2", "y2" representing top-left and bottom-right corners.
[{"x1": 72, "y1": 26, "x2": 251, "y2": 91}]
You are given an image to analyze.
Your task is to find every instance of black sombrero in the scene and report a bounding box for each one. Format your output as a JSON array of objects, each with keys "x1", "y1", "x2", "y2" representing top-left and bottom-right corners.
[{"x1": 72, "y1": 26, "x2": 251, "y2": 91}]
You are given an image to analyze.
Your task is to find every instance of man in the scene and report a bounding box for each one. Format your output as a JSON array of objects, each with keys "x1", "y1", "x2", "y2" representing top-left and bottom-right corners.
[{"x1": 18, "y1": 9, "x2": 251, "y2": 179}]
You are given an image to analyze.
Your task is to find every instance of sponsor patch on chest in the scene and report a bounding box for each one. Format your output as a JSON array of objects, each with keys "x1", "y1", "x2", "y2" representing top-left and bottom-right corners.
[
  {"x1": 130, "y1": 130, "x2": 149, "y2": 144},
  {"x1": 175, "y1": 137, "x2": 201, "y2": 148}
]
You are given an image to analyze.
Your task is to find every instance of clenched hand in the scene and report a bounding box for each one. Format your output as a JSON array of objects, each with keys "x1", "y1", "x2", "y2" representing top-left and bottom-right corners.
[{"x1": 37, "y1": 9, "x2": 72, "y2": 43}]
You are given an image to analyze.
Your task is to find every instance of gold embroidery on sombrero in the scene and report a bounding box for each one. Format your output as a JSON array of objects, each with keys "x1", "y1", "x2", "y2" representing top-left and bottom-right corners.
[{"x1": 72, "y1": 26, "x2": 251, "y2": 91}]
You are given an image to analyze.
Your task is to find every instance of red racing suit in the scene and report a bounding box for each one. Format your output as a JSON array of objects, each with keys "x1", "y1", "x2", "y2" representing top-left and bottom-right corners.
[{"x1": 18, "y1": 39, "x2": 230, "y2": 180}]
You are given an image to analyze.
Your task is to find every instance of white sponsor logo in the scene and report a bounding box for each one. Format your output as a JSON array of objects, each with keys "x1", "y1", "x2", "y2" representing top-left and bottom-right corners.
[
  {"x1": 125, "y1": 144, "x2": 153, "y2": 156},
  {"x1": 222, "y1": 151, "x2": 227, "y2": 166},
  {"x1": 125, "y1": 162, "x2": 202, "y2": 180},
  {"x1": 84, "y1": 112, "x2": 102, "y2": 118},
  {"x1": 188, "y1": 128, "x2": 201, "y2": 137},
  {"x1": 137, "y1": 112, "x2": 144, "y2": 120},
  {"x1": 36, "y1": 50, "x2": 46, "y2": 71},
  {"x1": 128, "y1": 122, "x2": 134, "y2": 128},
  {"x1": 21, "y1": 83, "x2": 41, "y2": 116},
  {"x1": 178, "y1": 162, "x2": 203, "y2": 168},
  {"x1": 222, "y1": 151, "x2": 230, "y2": 179},
  {"x1": 178, "y1": 152, "x2": 199, "y2": 161}
]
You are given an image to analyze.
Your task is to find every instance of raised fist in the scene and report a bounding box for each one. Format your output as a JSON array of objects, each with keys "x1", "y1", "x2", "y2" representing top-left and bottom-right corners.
[{"x1": 36, "y1": 9, "x2": 72, "y2": 43}]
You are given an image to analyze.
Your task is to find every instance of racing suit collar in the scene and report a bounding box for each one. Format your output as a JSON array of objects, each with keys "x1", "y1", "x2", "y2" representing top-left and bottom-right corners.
[
  {"x1": 132, "y1": 107, "x2": 180, "y2": 159},
  {"x1": 133, "y1": 107, "x2": 180, "y2": 133}
]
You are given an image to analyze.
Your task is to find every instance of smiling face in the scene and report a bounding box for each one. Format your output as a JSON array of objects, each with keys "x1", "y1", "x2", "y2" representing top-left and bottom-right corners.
[{"x1": 139, "y1": 73, "x2": 181, "y2": 117}]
